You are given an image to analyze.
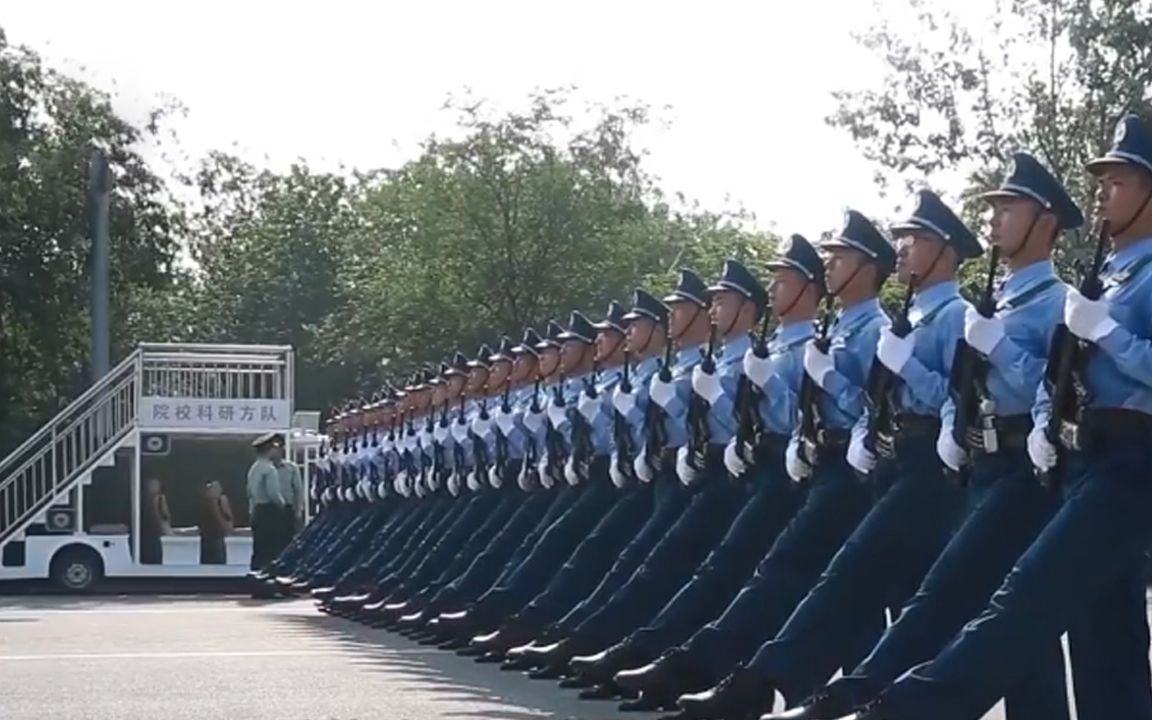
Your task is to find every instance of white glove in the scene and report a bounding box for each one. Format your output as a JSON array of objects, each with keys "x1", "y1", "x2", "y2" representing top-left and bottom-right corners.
[
  {"x1": 547, "y1": 401, "x2": 568, "y2": 428},
  {"x1": 964, "y1": 306, "x2": 1006, "y2": 356},
  {"x1": 876, "y1": 328, "x2": 915, "y2": 374},
  {"x1": 393, "y1": 471, "x2": 406, "y2": 496},
  {"x1": 578, "y1": 391, "x2": 602, "y2": 422},
  {"x1": 450, "y1": 420, "x2": 470, "y2": 443},
  {"x1": 466, "y1": 471, "x2": 482, "y2": 492},
  {"x1": 523, "y1": 408, "x2": 546, "y2": 434},
  {"x1": 376, "y1": 481, "x2": 388, "y2": 500},
  {"x1": 564, "y1": 457, "x2": 581, "y2": 486},
  {"x1": 785, "y1": 437, "x2": 812, "y2": 482},
  {"x1": 345, "y1": 487, "x2": 355, "y2": 502},
  {"x1": 413, "y1": 479, "x2": 426, "y2": 498},
  {"x1": 649, "y1": 374, "x2": 677, "y2": 409},
  {"x1": 676, "y1": 446, "x2": 701, "y2": 487},
  {"x1": 448, "y1": 473, "x2": 462, "y2": 496},
  {"x1": 487, "y1": 466, "x2": 502, "y2": 489},
  {"x1": 743, "y1": 348, "x2": 772, "y2": 387},
  {"x1": 633, "y1": 450, "x2": 655, "y2": 483},
  {"x1": 691, "y1": 366, "x2": 724, "y2": 404},
  {"x1": 612, "y1": 386, "x2": 638, "y2": 417},
  {"x1": 517, "y1": 467, "x2": 534, "y2": 492},
  {"x1": 1065, "y1": 289, "x2": 1118, "y2": 342},
  {"x1": 472, "y1": 413, "x2": 494, "y2": 439},
  {"x1": 1027, "y1": 426, "x2": 1057, "y2": 471},
  {"x1": 537, "y1": 456, "x2": 554, "y2": 488},
  {"x1": 846, "y1": 431, "x2": 877, "y2": 474},
  {"x1": 495, "y1": 407, "x2": 517, "y2": 437},
  {"x1": 803, "y1": 342, "x2": 835, "y2": 389},
  {"x1": 609, "y1": 455, "x2": 628, "y2": 488},
  {"x1": 427, "y1": 471, "x2": 440, "y2": 493},
  {"x1": 936, "y1": 425, "x2": 968, "y2": 472},
  {"x1": 322, "y1": 487, "x2": 334, "y2": 502},
  {"x1": 723, "y1": 439, "x2": 749, "y2": 478}
]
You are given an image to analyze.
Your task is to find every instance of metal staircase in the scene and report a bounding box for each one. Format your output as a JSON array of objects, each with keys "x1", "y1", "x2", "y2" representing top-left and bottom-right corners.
[
  {"x1": 0, "y1": 350, "x2": 141, "y2": 546},
  {"x1": 0, "y1": 343, "x2": 295, "y2": 549}
]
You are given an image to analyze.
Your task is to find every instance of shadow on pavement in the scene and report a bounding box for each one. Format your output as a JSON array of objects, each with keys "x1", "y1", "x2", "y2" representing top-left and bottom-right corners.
[{"x1": 270, "y1": 607, "x2": 621, "y2": 720}]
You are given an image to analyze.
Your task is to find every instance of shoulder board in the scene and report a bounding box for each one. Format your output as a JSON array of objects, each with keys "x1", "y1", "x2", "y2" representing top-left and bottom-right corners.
[
  {"x1": 1000, "y1": 277, "x2": 1060, "y2": 309},
  {"x1": 913, "y1": 295, "x2": 961, "y2": 329},
  {"x1": 1106, "y1": 253, "x2": 1152, "y2": 288}
]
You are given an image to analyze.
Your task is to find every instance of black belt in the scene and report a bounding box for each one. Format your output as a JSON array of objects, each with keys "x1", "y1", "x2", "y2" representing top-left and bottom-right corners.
[
  {"x1": 874, "y1": 414, "x2": 939, "y2": 459},
  {"x1": 816, "y1": 428, "x2": 851, "y2": 448},
  {"x1": 1058, "y1": 408, "x2": 1152, "y2": 451}
]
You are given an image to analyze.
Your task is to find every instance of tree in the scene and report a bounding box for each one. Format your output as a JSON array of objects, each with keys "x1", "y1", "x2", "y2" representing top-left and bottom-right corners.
[
  {"x1": 0, "y1": 28, "x2": 185, "y2": 452},
  {"x1": 828, "y1": 0, "x2": 1152, "y2": 273}
]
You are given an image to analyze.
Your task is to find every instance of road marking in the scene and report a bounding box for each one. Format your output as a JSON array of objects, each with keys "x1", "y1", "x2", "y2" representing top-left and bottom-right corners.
[
  {"x1": 0, "y1": 649, "x2": 349, "y2": 661},
  {"x1": 0, "y1": 604, "x2": 311, "y2": 616}
]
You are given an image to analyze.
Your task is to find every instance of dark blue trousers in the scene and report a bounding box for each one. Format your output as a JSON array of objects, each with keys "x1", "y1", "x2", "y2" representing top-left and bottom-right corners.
[
  {"x1": 516, "y1": 482, "x2": 654, "y2": 627},
  {"x1": 569, "y1": 457, "x2": 748, "y2": 648},
  {"x1": 389, "y1": 488, "x2": 505, "y2": 597},
  {"x1": 824, "y1": 448, "x2": 1068, "y2": 720},
  {"x1": 683, "y1": 453, "x2": 874, "y2": 683},
  {"x1": 877, "y1": 436, "x2": 1152, "y2": 720},
  {"x1": 410, "y1": 485, "x2": 527, "y2": 603},
  {"x1": 629, "y1": 452, "x2": 802, "y2": 652},
  {"x1": 749, "y1": 438, "x2": 967, "y2": 705},
  {"x1": 554, "y1": 476, "x2": 690, "y2": 633},
  {"x1": 430, "y1": 487, "x2": 563, "y2": 609},
  {"x1": 475, "y1": 469, "x2": 621, "y2": 620}
]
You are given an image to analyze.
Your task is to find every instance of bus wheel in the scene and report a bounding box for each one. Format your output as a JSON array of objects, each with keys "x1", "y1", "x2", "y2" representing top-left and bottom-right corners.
[{"x1": 50, "y1": 547, "x2": 103, "y2": 593}]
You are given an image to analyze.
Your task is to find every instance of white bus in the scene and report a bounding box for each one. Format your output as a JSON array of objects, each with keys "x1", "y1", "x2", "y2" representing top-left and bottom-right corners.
[{"x1": 0, "y1": 343, "x2": 324, "y2": 592}]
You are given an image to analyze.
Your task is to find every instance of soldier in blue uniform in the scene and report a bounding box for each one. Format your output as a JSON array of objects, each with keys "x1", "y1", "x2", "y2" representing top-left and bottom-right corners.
[
  {"x1": 832, "y1": 114, "x2": 1152, "y2": 720},
  {"x1": 612, "y1": 227, "x2": 885, "y2": 710},
  {"x1": 556, "y1": 270, "x2": 756, "y2": 693},
  {"x1": 769, "y1": 152, "x2": 1080, "y2": 720},
  {"x1": 674, "y1": 192, "x2": 979, "y2": 719},
  {"x1": 559, "y1": 260, "x2": 804, "y2": 711},
  {"x1": 509, "y1": 288, "x2": 693, "y2": 674}
]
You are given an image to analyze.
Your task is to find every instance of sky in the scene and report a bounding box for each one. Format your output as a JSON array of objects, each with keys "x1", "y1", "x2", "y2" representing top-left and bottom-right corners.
[{"x1": 5, "y1": 1, "x2": 973, "y2": 241}]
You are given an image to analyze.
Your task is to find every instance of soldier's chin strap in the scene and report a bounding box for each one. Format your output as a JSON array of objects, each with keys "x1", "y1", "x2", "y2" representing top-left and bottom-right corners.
[
  {"x1": 1002, "y1": 210, "x2": 1042, "y2": 261},
  {"x1": 826, "y1": 255, "x2": 867, "y2": 298},
  {"x1": 1109, "y1": 177, "x2": 1152, "y2": 238}
]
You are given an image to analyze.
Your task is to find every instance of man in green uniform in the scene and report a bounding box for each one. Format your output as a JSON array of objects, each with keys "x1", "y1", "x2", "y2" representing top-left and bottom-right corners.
[{"x1": 248, "y1": 432, "x2": 288, "y2": 585}]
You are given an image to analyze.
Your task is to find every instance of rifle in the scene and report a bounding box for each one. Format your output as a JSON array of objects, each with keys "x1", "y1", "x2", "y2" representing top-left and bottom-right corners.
[
  {"x1": 612, "y1": 352, "x2": 637, "y2": 478},
  {"x1": 949, "y1": 243, "x2": 1001, "y2": 478},
  {"x1": 643, "y1": 323, "x2": 676, "y2": 471},
  {"x1": 570, "y1": 363, "x2": 600, "y2": 481},
  {"x1": 734, "y1": 311, "x2": 773, "y2": 464},
  {"x1": 687, "y1": 321, "x2": 718, "y2": 471},
  {"x1": 519, "y1": 370, "x2": 544, "y2": 488},
  {"x1": 797, "y1": 294, "x2": 836, "y2": 466},
  {"x1": 863, "y1": 276, "x2": 917, "y2": 463},
  {"x1": 1039, "y1": 219, "x2": 1110, "y2": 487},
  {"x1": 544, "y1": 372, "x2": 569, "y2": 482},
  {"x1": 492, "y1": 377, "x2": 513, "y2": 484}
]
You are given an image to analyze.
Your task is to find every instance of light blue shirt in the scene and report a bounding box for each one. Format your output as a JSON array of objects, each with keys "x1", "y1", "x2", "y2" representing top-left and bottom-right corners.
[
  {"x1": 616, "y1": 356, "x2": 662, "y2": 449},
  {"x1": 1033, "y1": 234, "x2": 1152, "y2": 425},
  {"x1": 941, "y1": 260, "x2": 1063, "y2": 429},
  {"x1": 704, "y1": 332, "x2": 753, "y2": 443},
  {"x1": 653, "y1": 342, "x2": 704, "y2": 449},
  {"x1": 752, "y1": 320, "x2": 815, "y2": 435},
  {"x1": 898, "y1": 279, "x2": 969, "y2": 414},
  {"x1": 819, "y1": 298, "x2": 887, "y2": 429}
]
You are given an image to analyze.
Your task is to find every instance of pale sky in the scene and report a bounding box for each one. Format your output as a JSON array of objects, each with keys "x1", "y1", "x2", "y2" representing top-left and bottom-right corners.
[{"x1": 5, "y1": 1, "x2": 977, "y2": 241}]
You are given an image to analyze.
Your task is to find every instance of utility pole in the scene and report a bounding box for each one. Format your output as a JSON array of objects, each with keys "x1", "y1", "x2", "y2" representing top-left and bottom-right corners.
[{"x1": 88, "y1": 147, "x2": 111, "y2": 383}]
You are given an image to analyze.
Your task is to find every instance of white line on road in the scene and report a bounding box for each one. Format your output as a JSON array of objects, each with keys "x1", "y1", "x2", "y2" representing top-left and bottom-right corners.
[{"x1": 0, "y1": 649, "x2": 349, "y2": 661}]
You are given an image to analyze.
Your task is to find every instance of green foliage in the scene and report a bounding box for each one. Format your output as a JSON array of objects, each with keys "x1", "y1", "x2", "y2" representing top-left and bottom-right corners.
[
  {"x1": 0, "y1": 25, "x2": 779, "y2": 453},
  {"x1": 0, "y1": 29, "x2": 184, "y2": 451},
  {"x1": 829, "y1": 0, "x2": 1152, "y2": 279}
]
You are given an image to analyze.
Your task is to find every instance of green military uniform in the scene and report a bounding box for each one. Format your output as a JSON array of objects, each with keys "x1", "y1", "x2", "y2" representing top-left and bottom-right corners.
[{"x1": 247, "y1": 434, "x2": 287, "y2": 572}]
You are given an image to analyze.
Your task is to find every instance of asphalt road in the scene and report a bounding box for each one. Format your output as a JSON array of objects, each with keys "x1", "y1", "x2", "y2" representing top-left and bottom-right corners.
[{"x1": 0, "y1": 595, "x2": 1065, "y2": 720}]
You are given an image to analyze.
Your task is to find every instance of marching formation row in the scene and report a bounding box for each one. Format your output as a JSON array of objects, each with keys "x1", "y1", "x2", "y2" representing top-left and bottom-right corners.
[{"x1": 250, "y1": 114, "x2": 1152, "y2": 720}]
